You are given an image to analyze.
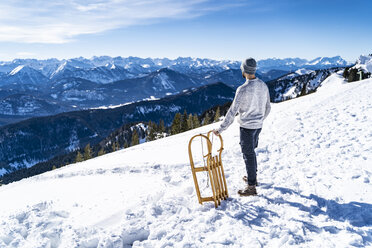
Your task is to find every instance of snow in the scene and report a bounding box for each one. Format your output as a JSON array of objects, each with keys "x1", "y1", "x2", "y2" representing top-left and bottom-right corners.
[
  {"x1": 66, "y1": 130, "x2": 80, "y2": 152},
  {"x1": 52, "y1": 61, "x2": 67, "y2": 77},
  {"x1": 307, "y1": 57, "x2": 323, "y2": 65},
  {"x1": 134, "y1": 105, "x2": 179, "y2": 115},
  {"x1": 281, "y1": 73, "x2": 297, "y2": 80},
  {"x1": 308, "y1": 71, "x2": 324, "y2": 88},
  {"x1": 282, "y1": 85, "x2": 297, "y2": 98},
  {"x1": 0, "y1": 168, "x2": 7, "y2": 176},
  {"x1": 156, "y1": 73, "x2": 175, "y2": 90},
  {"x1": 356, "y1": 55, "x2": 372, "y2": 73},
  {"x1": 143, "y1": 96, "x2": 159, "y2": 101},
  {"x1": 9, "y1": 65, "x2": 25, "y2": 75},
  {"x1": 92, "y1": 102, "x2": 134, "y2": 110},
  {"x1": 8, "y1": 159, "x2": 44, "y2": 171},
  {"x1": 1, "y1": 74, "x2": 372, "y2": 247},
  {"x1": 61, "y1": 90, "x2": 105, "y2": 101},
  {"x1": 138, "y1": 106, "x2": 145, "y2": 115},
  {"x1": 295, "y1": 68, "x2": 314, "y2": 75}
]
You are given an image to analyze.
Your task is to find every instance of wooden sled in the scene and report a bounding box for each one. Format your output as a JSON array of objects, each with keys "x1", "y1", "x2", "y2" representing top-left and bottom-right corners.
[{"x1": 188, "y1": 131, "x2": 229, "y2": 208}]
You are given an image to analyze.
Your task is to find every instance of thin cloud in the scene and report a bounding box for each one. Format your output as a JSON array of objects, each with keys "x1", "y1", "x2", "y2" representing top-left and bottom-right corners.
[
  {"x1": 16, "y1": 52, "x2": 36, "y2": 57},
  {"x1": 0, "y1": 0, "x2": 244, "y2": 44}
]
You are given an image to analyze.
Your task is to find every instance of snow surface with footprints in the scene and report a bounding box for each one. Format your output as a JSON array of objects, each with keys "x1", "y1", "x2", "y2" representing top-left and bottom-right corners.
[{"x1": 0, "y1": 72, "x2": 372, "y2": 247}]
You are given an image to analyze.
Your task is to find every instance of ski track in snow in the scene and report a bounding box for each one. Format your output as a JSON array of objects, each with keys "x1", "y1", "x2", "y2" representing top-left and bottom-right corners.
[{"x1": 0, "y1": 73, "x2": 372, "y2": 247}]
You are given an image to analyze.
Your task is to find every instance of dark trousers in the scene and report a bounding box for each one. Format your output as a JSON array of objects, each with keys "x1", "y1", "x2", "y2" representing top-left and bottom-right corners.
[{"x1": 240, "y1": 127, "x2": 262, "y2": 186}]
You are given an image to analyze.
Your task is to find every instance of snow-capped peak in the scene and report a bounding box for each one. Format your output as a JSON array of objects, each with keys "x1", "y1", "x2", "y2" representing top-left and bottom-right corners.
[
  {"x1": 307, "y1": 56, "x2": 347, "y2": 67},
  {"x1": 307, "y1": 57, "x2": 323, "y2": 65},
  {"x1": 355, "y1": 54, "x2": 372, "y2": 73}
]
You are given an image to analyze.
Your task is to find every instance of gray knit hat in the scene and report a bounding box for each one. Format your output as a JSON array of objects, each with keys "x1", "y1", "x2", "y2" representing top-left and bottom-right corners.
[{"x1": 240, "y1": 57, "x2": 257, "y2": 75}]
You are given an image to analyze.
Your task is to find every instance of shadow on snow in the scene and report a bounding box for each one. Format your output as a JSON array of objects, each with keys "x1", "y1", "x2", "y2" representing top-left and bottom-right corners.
[{"x1": 216, "y1": 185, "x2": 372, "y2": 246}]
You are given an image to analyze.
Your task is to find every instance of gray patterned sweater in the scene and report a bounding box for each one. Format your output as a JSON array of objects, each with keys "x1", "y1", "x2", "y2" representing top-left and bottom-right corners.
[{"x1": 217, "y1": 78, "x2": 271, "y2": 133}]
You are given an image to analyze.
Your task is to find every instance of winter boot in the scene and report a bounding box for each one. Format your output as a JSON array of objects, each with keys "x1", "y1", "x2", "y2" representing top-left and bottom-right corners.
[
  {"x1": 242, "y1": 176, "x2": 259, "y2": 186},
  {"x1": 238, "y1": 185, "x2": 257, "y2": 196}
]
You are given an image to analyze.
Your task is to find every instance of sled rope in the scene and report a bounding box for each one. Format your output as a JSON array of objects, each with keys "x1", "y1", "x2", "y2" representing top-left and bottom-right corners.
[{"x1": 200, "y1": 135, "x2": 209, "y2": 187}]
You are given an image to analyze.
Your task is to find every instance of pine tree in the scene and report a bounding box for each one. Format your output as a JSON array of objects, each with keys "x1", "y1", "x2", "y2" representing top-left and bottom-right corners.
[
  {"x1": 75, "y1": 151, "x2": 83, "y2": 162},
  {"x1": 181, "y1": 110, "x2": 189, "y2": 132},
  {"x1": 131, "y1": 130, "x2": 139, "y2": 146},
  {"x1": 98, "y1": 148, "x2": 105, "y2": 156},
  {"x1": 300, "y1": 83, "x2": 307, "y2": 96},
  {"x1": 52, "y1": 165, "x2": 57, "y2": 170},
  {"x1": 204, "y1": 112, "x2": 211, "y2": 125},
  {"x1": 152, "y1": 121, "x2": 159, "y2": 133},
  {"x1": 187, "y1": 114, "x2": 193, "y2": 129},
  {"x1": 343, "y1": 67, "x2": 350, "y2": 79},
  {"x1": 116, "y1": 141, "x2": 120, "y2": 151},
  {"x1": 146, "y1": 121, "x2": 152, "y2": 141},
  {"x1": 171, "y1": 112, "x2": 182, "y2": 135},
  {"x1": 147, "y1": 121, "x2": 156, "y2": 141},
  {"x1": 124, "y1": 142, "x2": 129, "y2": 148},
  {"x1": 84, "y1": 143, "x2": 92, "y2": 160},
  {"x1": 214, "y1": 107, "x2": 221, "y2": 122},
  {"x1": 111, "y1": 142, "x2": 116, "y2": 152},
  {"x1": 348, "y1": 68, "x2": 358, "y2": 82},
  {"x1": 192, "y1": 114, "x2": 200, "y2": 128},
  {"x1": 159, "y1": 119, "x2": 165, "y2": 133},
  {"x1": 157, "y1": 119, "x2": 166, "y2": 138}
]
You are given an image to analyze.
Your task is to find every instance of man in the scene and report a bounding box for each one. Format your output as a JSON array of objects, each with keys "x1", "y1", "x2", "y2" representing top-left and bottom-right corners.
[{"x1": 213, "y1": 57, "x2": 271, "y2": 196}]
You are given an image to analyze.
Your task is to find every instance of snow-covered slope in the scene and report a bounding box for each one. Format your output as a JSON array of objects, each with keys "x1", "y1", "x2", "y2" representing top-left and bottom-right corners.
[
  {"x1": 0, "y1": 66, "x2": 49, "y2": 87},
  {"x1": 50, "y1": 62, "x2": 132, "y2": 84},
  {"x1": 0, "y1": 73, "x2": 371, "y2": 247},
  {"x1": 355, "y1": 54, "x2": 372, "y2": 73},
  {"x1": 267, "y1": 68, "x2": 339, "y2": 102}
]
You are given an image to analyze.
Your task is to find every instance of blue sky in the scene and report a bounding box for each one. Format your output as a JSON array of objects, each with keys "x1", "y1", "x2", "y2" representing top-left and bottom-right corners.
[{"x1": 0, "y1": 0, "x2": 371, "y2": 62}]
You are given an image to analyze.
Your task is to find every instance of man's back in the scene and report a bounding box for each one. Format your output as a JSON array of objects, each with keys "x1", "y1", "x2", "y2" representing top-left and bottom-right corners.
[
  {"x1": 217, "y1": 76, "x2": 270, "y2": 133},
  {"x1": 236, "y1": 77, "x2": 271, "y2": 129}
]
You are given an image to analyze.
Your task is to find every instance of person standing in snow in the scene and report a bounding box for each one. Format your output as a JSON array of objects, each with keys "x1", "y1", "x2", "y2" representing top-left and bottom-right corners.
[{"x1": 213, "y1": 58, "x2": 271, "y2": 196}]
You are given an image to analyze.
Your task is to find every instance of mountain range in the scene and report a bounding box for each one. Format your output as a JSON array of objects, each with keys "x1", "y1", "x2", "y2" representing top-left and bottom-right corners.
[
  {"x1": 0, "y1": 55, "x2": 349, "y2": 176},
  {"x1": 256, "y1": 56, "x2": 348, "y2": 72},
  {"x1": 0, "y1": 63, "x2": 346, "y2": 176},
  {"x1": 0, "y1": 56, "x2": 349, "y2": 126},
  {"x1": 0, "y1": 56, "x2": 349, "y2": 77}
]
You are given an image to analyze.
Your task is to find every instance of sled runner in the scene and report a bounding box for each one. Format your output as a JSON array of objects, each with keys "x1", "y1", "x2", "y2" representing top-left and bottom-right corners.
[{"x1": 188, "y1": 131, "x2": 228, "y2": 208}]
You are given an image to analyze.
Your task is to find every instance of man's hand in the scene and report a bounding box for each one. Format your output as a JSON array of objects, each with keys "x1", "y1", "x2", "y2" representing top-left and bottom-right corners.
[{"x1": 212, "y1": 129, "x2": 220, "y2": 136}]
